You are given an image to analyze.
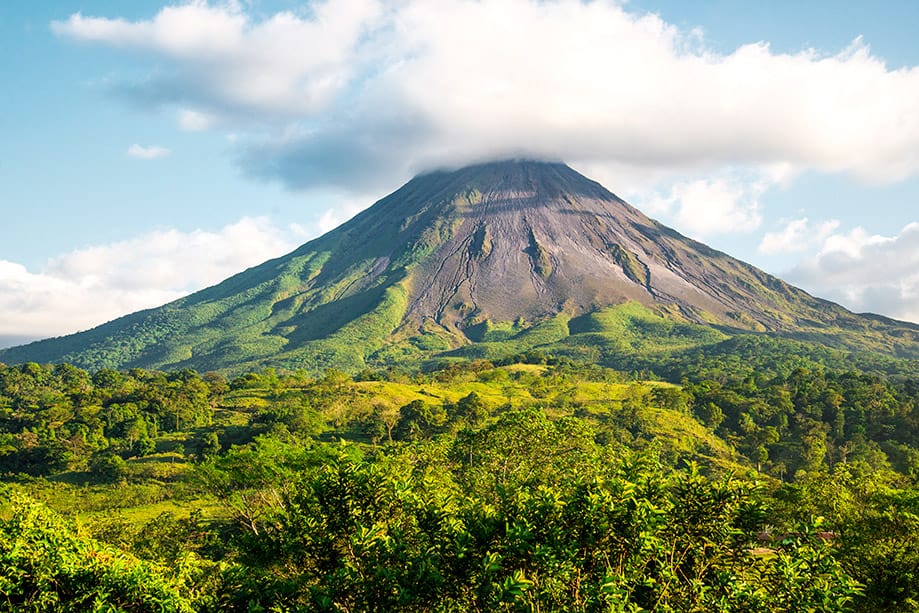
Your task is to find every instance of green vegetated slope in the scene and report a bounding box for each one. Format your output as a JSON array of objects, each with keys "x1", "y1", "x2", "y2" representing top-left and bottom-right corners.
[
  {"x1": 0, "y1": 166, "x2": 499, "y2": 373},
  {"x1": 423, "y1": 302, "x2": 919, "y2": 382},
  {"x1": 0, "y1": 186, "x2": 444, "y2": 373},
  {"x1": 3, "y1": 161, "x2": 916, "y2": 375},
  {"x1": 439, "y1": 302, "x2": 727, "y2": 361}
]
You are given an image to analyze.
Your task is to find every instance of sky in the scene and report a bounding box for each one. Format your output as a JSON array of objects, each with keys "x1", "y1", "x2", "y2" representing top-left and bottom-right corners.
[{"x1": 1, "y1": 0, "x2": 918, "y2": 348}]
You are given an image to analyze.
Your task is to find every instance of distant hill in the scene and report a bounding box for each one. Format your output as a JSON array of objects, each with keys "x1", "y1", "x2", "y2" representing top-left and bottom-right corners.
[{"x1": 2, "y1": 160, "x2": 916, "y2": 373}]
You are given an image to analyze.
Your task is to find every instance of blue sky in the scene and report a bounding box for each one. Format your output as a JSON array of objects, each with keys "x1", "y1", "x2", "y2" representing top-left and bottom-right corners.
[{"x1": 1, "y1": 0, "x2": 917, "y2": 347}]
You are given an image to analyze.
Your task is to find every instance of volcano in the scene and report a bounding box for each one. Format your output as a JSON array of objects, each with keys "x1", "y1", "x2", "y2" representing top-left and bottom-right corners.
[{"x1": 2, "y1": 160, "x2": 916, "y2": 372}]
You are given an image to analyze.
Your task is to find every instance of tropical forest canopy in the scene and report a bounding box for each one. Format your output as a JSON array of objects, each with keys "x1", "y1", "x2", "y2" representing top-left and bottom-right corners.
[{"x1": 1, "y1": 349, "x2": 919, "y2": 611}]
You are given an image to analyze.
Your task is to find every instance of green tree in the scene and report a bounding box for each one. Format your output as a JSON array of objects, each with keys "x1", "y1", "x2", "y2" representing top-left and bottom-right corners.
[
  {"x1": 393, "y1": 399, "x2": 445, "y2": 441},
  {"x1": 454, "y1": 391, "x2": 489, "y2": 426},
  {"x1": 133, "y1": 436, "x2": 156, "y2": 457},
  {"x1": 196, "y1": 431, "x2": 221, "y2": 461},
  {"x1": 89, "y1": 450, "x2": 126, "y2": 483}
]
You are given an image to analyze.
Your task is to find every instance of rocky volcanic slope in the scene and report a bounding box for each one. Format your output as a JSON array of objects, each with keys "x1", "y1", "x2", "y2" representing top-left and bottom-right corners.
[
  {"x1": 400, "y1": 162, "x2": 823, "y2": 331},
  {"x1": 2, "y1": 160, "x2": 916, "y2": 373}
]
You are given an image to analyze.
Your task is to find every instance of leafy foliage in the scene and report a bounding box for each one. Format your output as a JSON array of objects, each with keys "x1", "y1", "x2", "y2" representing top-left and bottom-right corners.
[
  {"x1": 0, "y1": 491, "x2": 199, "y2": 612},
  {"x1": 0, "y1": 356, "x2": 917, "y2": 610}
]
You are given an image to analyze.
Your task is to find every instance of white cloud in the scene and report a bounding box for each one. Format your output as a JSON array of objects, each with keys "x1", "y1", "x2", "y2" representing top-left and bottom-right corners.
[
  {"x1": 53, "y1": 1, "x2": 919, "y2": 191},
  {"x1": 53, "y1": 1, "x2": 384, "y2": 117},
  {"x1": 758, "y1": 217, "x2": 840, "y2": 255},
  {"x1": 787, "y1": 222, "x2": 919, "y2": 323},
  {"x1": 0, "y1": 217, "x2": 305, "y2": 345},
  {"x1": 127, "y1": 143, "x2": 171, "y2": 159},
  {"x1": 178, "y1": 108, "x2": 217, "y2": 131},
  {"x1": 636, "y1": 173, "x2": 765, "y2": 238},
  {"x1": 818, "y1": 226, "x2": 892, "y2": 259},
  {"x1": 314, "y1": 197, "x2": 372, "y2": 233}
]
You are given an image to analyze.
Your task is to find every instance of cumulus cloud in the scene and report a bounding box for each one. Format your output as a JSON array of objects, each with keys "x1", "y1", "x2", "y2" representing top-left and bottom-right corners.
[
  {"x1": 787, "y1": 222, "x2": 919, "y2": 323},
  {"x1": 0, "y1": 217, "x2": 308, "y2": 347},
  {"x1": 758, "y1": 217, "x2": 841, "y2": 255},
  {"x1": 53, "y1": 0, "x2": 919, "y2": 192},
  {"x1": 53, "y1": 0, "x2": 383, "y2": 117},
  {"x1": 635, "y1": 172, "x2": 766, "y2": 237},
  {"x1": 127, "y1": 143, "x2": 171, "y2": 159}
]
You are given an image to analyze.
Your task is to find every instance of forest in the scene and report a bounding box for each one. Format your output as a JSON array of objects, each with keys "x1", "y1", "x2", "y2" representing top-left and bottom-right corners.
[{"x1": 1, "y1": 354, "x2": 919, "y2": 611}]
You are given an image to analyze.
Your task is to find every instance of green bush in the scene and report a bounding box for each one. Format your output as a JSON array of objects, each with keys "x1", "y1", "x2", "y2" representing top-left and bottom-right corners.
[{"x1": 0, "y1": 492, "x2": 197, "y2": 612}]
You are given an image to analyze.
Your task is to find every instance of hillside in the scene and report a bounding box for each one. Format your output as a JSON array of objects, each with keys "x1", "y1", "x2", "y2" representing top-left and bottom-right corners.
[{"x1": 2, "y1": 160, "x2": 916, "y2": 373}]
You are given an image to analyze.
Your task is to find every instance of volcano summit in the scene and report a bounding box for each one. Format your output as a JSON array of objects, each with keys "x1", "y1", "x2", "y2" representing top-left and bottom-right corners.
[{"x1": 2, "y1": 160, "x2": 916, "y2": 372}]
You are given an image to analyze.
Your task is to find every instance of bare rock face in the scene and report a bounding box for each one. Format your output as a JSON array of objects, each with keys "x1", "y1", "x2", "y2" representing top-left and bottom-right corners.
[
  {"x1": 2, "y1": 159, "x2": 915, "y2": 372},
  {"x1": 388, "y1": 161, "x2": 838, "y2": 337}
]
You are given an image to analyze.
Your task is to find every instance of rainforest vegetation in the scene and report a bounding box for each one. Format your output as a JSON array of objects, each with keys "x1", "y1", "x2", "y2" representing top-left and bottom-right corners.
[{"x1": 2, "y1": 354, "x2": 919, "y2": 611}]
